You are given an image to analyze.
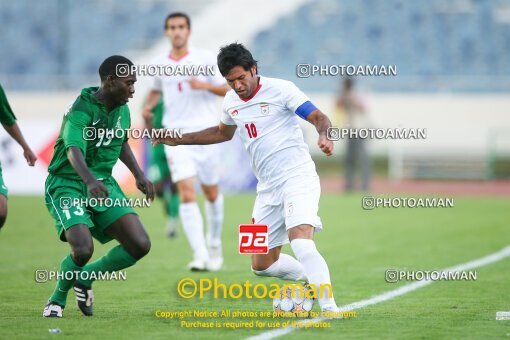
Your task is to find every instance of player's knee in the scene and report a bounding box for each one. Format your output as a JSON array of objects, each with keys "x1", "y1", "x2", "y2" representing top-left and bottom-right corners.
[
  {"x1": 0, "y1": 198, "x2": 7, "y2": 230},
  {"x1": 251, "y1": 258, "x2": 274, "y2": 273},
  {"x1": 180, "y1": 190, "x2": 196, "y2": 203},
  {"x1": 204, "y1": 190, "x2": 218, "y2": 202},
  {"x1": 0, "y1": 214, "x2": 6, "y2": 230},
  {"x1": 72, "y1": 244, "x2": 93, "y2": 266},
  {"x1": 132, "y1": 237, "x2": 151, "y2": 259},
  {"x1": 251, "y1": 265, "x2": 269, "y2": 276}
]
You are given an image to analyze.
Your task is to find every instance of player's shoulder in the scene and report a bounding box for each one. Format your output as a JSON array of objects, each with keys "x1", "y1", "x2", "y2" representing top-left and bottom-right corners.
[
  {"x1": 223, "y1": 88, "x2": 239, "y2": 105},
  {"x1": 71, "y1": 94, "x2": 91, "y2": 113},
  {"x1": 66, "y1": 87, "x2": 97, "y2": 118}
]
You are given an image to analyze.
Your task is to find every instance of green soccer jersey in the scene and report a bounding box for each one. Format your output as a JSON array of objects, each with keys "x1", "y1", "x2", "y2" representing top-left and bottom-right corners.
[
  {"x1": 0, "y1": 84, "x2": 17, "y2": 127},
  {"x1": 48, "y1": 87, "x2": 131, "y2": 180}
]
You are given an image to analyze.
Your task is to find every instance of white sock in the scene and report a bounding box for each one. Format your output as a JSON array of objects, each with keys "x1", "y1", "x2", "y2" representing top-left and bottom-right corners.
[
  {"x1": 252, "y1": 253, "x2": 307, "y2": 281},
  {"x1": 205, "y1": 194, "x2": 224, "y2": 248},
  {"x1": 179, "y1": 202, "x2": 208, "y2": 260},
  {"x1": 291, "y1": 239, "x2": 337, "y2": 310}
]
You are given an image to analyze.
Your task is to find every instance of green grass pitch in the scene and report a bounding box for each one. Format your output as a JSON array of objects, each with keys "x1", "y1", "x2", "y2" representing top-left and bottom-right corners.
[{"x1": 0, "y1": 194, "x2": 509, "y2": 339}]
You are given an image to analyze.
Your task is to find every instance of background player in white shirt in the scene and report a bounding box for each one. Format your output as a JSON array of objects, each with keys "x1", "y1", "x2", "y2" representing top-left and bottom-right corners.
[
  {"x1": 152, "y1": 43, "x2": 340, "y2": 312},
  {"x1": 143, "y1": 13, "x2": 229, "y2": 271}
]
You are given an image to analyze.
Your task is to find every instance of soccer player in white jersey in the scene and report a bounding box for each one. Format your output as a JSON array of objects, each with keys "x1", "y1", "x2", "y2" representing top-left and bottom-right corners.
[
  {"x1": 152, "y1": 43, "x2": 339, "y2": 312},
  {"x1": 143, "y1": 12, "x2": 229, "y2": 271}
]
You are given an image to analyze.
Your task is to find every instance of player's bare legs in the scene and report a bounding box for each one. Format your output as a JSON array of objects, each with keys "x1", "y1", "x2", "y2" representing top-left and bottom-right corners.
[
  {"x1": 65, "y1": 225, "x2": 95, "y2": 266},
  {"x1": 202, "y1": 183, "x2": 224, "y2": 270},
  {"x1": 178, "y1": 177, "x2": 197, "y2": 203},
  {"x1": 288, "y1": 224, "x2": 338, "y2": 312},
  {"x1": 252, "y1": 246, "x2": 281, "y2": 271},
  {"x1": 177, "y1": 177, "x2": 209, "y2": 271},
  {"x1": 160, "y1": 178, "x2": 179, "y2": 238},
  {"x1": 43, "y1": 224, "x2": 93, "y2": 317},
  {"x1": 103, "y1": 214, "x2": 151, "y2": 260},
  {"x1": 251, "y1": 246, "x2": 307, "y2": 281},
  {"x1": 0, "y1": 194, "x2": 7, "y2": 229},
  {"x1": 68, "y1": 214, "x2": 150, "y2": 316},
  {"x1": 250, "y1": 225, "x2": 338, "y2": 312}
]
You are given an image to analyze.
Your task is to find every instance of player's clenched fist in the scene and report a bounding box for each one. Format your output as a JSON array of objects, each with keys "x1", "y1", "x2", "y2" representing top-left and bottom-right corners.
[
  {"x1": 136, "y1": 176, "x2": 155, "y2": 202},
  {"x1": 86, "y1": 179, "x2": 109, "y2": 198},
  {"x1": 318, "y1": 135, "x2": 334, "y2": 156}
]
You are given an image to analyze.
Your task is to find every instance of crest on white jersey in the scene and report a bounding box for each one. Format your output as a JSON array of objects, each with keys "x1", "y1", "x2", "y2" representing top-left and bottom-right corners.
[
  {"x1": 230, "y1": 109, "x2": 239, "y2": 117},
  {"x1": 260, "y1": 103, "x2": 269, "y2": 115}
]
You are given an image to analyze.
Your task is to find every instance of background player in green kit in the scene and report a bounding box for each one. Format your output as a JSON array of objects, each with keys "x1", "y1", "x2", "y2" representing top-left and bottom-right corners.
[
  {"x1": 142, "y1": 97, "x2": 180, "y2": 238},
  {"x1": 43, "y1": 56, "x2": 154, "y2": 318},
  {"x1": 0, "y1": 84, "x2": 38, "y2": 230}
]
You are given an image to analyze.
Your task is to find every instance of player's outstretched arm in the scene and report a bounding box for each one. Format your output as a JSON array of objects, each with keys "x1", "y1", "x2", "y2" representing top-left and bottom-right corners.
[
  {"x1": 151, "y1": 122, "x2": 237, "y2": 147},
  {"x1": 67, "y1": 146, "x2": 109, "y2": 198},
  {"x1": 306, "y1": 109, "x2": 334, "y2": 156},
  {"x1": 188, "y1": 78, "x2": 230, "y2": 96},
  {"x1": 119, "y1": 142, "x2": 154, "y2": 201},
  {"x1": 2, "y1": 122, "x2": 37, "y2": 166}
]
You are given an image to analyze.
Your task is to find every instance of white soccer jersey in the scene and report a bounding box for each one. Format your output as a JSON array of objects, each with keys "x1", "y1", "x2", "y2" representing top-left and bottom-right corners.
[
  {"x1": 151, "y1": 47, "x2": 226, "y2": 132},
  {"x1": 221, "y1": 76, "x2": 318, "y2": 192}
]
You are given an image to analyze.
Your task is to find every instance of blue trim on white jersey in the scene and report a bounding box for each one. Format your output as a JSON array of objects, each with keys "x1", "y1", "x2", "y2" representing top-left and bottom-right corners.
[{"x1": 295, "y1": 101, "x2": 317, "y2": 119}]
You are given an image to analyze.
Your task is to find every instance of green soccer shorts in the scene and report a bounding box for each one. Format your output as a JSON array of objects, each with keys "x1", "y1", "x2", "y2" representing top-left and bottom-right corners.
[
  {"x1": 44, "y1": 174, "x2": 137, "y2": 244},
  {"x1": 0, "y1": 164, "x2": 7, "y2": 198},
  {"x1": 147, "y1": 144, "x2": 171, "y2": 183}
]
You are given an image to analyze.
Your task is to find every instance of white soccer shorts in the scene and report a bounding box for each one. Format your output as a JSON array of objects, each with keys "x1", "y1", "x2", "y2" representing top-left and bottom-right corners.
[
  {"x1": 251, "y1": 174, "x2": 323, "y2": 250},
  {"x1": 164, "y1": 144, "x2": 220, "y2": 185}
]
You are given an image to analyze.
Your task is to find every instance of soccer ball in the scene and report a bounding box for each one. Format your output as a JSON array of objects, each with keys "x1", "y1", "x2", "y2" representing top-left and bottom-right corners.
[{"x1": 273, "y1": 284, "x2": 315, "y2": 315}]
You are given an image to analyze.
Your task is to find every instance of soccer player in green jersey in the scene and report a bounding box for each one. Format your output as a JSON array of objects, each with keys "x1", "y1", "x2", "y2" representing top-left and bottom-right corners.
[
  {"x1": 0, "y1": 84, "x2": 37, "y2": 230},
  {"x1": 142, "y1": 97, "x2": 180, "y2": 238},
  {"x1": 43, "y1": 55, "x2": 154, "y2": 318}
]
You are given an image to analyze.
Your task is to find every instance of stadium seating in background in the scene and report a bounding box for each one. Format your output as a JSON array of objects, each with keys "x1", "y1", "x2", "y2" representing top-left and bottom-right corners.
[
  {"x1": 0, "y1": 0, "x2": 207, "y2": 90},
  {"x1": 250, "y1": 0, "x2": 510, "y2": 92}
]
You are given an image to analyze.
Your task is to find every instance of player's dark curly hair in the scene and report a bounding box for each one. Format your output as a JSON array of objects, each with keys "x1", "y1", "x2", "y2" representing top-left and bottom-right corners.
[
  {"x1": 98, "y1": 55, "x2": 133, "y2": 81},
  {"x1": 217, "y1": 43, "x2": 258, "y2": 77}
]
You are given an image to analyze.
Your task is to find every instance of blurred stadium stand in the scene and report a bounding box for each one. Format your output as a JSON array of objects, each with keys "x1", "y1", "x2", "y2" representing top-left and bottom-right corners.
[
  {"x1": 250, "y1": 0, "x2": 510, "y2": 92},
  {"x1": 0, "y1": 0, "x2": 211, "y2": 90},
  {"x1": 1, "y1": 0, "x2": 509, "y2": 92}
]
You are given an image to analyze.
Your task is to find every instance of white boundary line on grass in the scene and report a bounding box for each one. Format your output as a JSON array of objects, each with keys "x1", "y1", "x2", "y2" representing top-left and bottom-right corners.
[{"x1": 247, "y1": 246, "x2": 510, "y2": 340}]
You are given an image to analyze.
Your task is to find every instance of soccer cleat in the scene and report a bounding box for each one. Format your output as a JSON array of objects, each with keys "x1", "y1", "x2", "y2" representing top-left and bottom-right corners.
[
  {"x1": 187, "y1": 258, "x2": 208, "y2": 272},
  {"x1": 206, "y1": 245, "x2": 223, "y2": 271},
  {"x1": 73, "y1": 282, "x2": 94, "y2": 316},
  {"x1": 43, "y1": 301, "x2": 64, "y2": 318},
  {"x1": 166, "y1": 218, "x2": 178, "y2": 239}
]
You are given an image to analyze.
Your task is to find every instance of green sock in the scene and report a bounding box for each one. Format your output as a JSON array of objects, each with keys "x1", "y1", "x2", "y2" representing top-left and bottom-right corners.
[
  {"x1": 169, "y1": 192, "x2": 180, "y2": 219},
  {"x1": 49, "y1": 254, "x2": 83, "y2": 307},
  {"x1": 77, "y1": 245, "x2": 137, "y2": 288},
  {"x1": 163, "y1": 188, "x2": 180, "y2": 219}
]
